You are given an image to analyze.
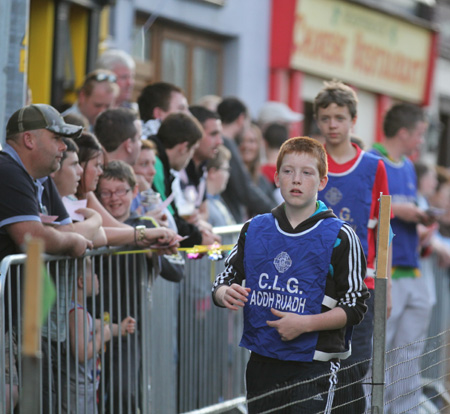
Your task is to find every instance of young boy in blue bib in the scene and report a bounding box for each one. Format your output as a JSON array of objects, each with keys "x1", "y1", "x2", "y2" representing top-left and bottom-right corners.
[{"x1": 212, "y1": 137, "x2": 369, "y2": 413}]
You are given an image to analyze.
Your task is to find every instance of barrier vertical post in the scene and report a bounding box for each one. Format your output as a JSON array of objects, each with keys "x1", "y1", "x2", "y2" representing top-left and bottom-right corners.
[
  {"x1": 371, "y1": 194, "x2": 391, "y2": 413},
  {"x1": 20, "y1": 238, "x2": 44, "y2": 414}
]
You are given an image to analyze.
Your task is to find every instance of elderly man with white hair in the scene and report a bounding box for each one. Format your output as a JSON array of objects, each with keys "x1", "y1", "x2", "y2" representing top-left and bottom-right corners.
[{"x1": 96, "y1": 48, "x2": 137, "y2": 110}]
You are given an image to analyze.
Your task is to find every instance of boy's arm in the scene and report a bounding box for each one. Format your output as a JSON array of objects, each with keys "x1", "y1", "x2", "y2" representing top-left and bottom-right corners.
[
  {"x1": 69, "y1": 311, "x2": 112, "y2": 362},
  {"x1": 212, "y1": 222, "x2": 249, "y2": 308},
  {"x1": 267, "y1": 307, "x2": 347, "y2": 341},
  {"x1": 111, "y1": 317, "x2": 136, "y2": 337},
  {"x1": 392, "y1": 202, "x2": 429, "y2": 224},
  {"x1": 332, "y1": 223, "x2": 369, "y2": 325},
  {"x1": 215, "y1": 284, "x2": 251, "y2": 310}
]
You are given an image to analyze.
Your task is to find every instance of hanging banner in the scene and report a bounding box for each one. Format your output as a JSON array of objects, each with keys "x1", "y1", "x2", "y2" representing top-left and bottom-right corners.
[{"x1": 291, "y1": 0, "x2": 433, "y2": 103}]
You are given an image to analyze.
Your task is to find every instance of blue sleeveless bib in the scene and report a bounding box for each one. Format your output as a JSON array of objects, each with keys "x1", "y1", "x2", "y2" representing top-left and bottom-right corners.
[
  {"x1": 318, "y1": 150, "x2": 379, "y2": 258},
  {"x1": 371, "y1": 151, "x2": 419, "y2": 268},
  {"x1": 241, "y1": 213, "x2": 343, "y2": 361}
]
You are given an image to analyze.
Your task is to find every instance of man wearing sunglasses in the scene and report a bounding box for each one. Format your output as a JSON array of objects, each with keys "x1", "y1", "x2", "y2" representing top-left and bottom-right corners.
[{"x1": 63, "y1": 69, "x2": 119, "y2": 130}]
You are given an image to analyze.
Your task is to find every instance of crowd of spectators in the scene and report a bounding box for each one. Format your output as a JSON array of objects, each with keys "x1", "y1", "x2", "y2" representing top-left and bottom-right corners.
[
  {"x1": 0, "y1": 47, "x2": 294, "y2": 412},
  {"x1": 2, "y1": 47, "x2": 450, "y2": 412}
]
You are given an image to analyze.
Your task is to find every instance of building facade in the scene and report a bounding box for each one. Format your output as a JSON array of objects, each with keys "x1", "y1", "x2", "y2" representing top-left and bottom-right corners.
[{"x1": 2, "y1": 0, "x2": 450, "y2": 160}]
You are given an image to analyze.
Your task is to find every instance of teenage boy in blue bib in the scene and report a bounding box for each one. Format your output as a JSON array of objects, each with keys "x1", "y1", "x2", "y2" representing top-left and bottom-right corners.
[
  {"x1": 314, "y1": 80, "x2": 390, "y2": 412},
  {"x1": 212, "y1": 137, "x2": 368, "y2": 413}
]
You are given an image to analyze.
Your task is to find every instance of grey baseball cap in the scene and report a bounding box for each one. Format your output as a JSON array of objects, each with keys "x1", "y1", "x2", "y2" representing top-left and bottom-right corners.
[{"x1": 6, "y1": 104, "x2": 83, "y2": 138}]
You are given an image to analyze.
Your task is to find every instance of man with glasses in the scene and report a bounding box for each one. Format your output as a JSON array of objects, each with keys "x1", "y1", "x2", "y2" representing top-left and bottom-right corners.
[{"x1": 63, "y1": 69, "x2": 119, "y2": 130}]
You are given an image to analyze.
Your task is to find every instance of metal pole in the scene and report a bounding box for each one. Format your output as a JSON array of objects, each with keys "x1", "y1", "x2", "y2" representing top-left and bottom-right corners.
[
  {"x1": 371, "y1": 195, "x2": 392, "y2": 413},
  {"x1": 0, "y1": 0, "x2": 12, "y2": 146},
  {"x1": 3, "y1": 0, "x2": 29, "y2": 136}
]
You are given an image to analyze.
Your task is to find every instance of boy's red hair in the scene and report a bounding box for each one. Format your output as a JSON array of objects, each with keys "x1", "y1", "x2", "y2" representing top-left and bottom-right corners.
[{"x1": 276, "y1": 137, "x2": 328, "y2": 179}]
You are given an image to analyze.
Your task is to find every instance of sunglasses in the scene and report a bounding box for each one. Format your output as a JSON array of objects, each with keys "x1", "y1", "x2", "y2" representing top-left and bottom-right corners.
[{"x1": 86, "y1": 72, "x2": 117, "y2": 83}]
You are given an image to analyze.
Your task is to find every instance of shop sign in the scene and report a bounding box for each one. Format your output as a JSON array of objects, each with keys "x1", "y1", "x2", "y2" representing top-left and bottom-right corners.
[{"x1": 291, "y1": 0, "x2": 433, "y2": 103}]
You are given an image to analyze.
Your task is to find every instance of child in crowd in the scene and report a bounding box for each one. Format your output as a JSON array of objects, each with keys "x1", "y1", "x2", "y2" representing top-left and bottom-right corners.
[
  {"x1": 97, "y1": 160, "x2": 184, "y2": 283},
  {"x1": 205, "y1": 145, "x2": 236, "y2": 227},
  {"x1": 63, "y1": 258, "x2": 135, "y2": 414},
  {"x1": 51, "y1": 137, "x2": 107, "y2": 247},
  {"x1": 212, "y1": 137, "x2": 368, "y2": 413},
  {"x1": 96, "y1": 160, "x2": 184, "y2": 413}
]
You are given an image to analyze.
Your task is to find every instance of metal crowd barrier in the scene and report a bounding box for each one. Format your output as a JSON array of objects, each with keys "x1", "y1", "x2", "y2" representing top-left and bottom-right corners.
[
  {"x1": 3, "y1": 227, "x2": 449, "y2": 414},
  {"x1": 0, "y1": 227, "x2": 248, "y2": 414}
]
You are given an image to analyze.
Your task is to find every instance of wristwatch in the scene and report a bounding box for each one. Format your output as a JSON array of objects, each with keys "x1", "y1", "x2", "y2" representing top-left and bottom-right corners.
[{"x1": 135, "y1": 225, "x2": 146, "y2": 243}]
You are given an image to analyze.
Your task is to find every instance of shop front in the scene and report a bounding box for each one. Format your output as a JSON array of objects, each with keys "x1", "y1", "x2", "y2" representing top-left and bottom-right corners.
[{"x1": 269, "y1": 0, "x2": 437, "y2": 144}]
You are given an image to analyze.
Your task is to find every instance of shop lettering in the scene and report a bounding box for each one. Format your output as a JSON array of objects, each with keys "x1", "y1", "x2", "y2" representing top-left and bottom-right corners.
[
  {"x1": 295, "y1": 17, "x2": 347, "y2": 66},
  {"x1": 353, "y1": 32, "x2": 425, "y2": 85}
]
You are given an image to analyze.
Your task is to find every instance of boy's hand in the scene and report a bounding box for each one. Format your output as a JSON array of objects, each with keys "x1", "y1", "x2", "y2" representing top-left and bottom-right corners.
[
  {"x1": 217, "y1": 284, "x2": 251, "y2": 311},
  {"x1": 103, "y1": 324, "x2": 112, "y2": 342},
  {"x1": 266, "y1": 308, "x2": 309, "y2": 341},
  {"x1": 121, "y1": 317, "x2": 136, "y2": 336}
]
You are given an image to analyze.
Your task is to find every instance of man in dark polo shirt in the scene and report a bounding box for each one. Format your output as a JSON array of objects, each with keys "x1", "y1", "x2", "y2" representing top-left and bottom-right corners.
[
  {"x1": 0, "y1": 104, "x2": 92, "y2": 259},
  {"x1": 0, "y1": 104, "x2": 93, "y2": 412}
]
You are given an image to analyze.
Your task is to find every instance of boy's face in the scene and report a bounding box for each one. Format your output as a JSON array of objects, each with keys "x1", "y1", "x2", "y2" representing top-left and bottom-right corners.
[
  {"x1": 98, "y1": 177, "x2": 135, "y2": 223},
  {"x1": 274, "y1": 152, "x2": 327, "y2": 212},
  {"x1": 52, "y1": 151, "x2": 83, "y2": 197},
  {"x1": 83, "y1": 265, "x2": 99, "y2": 297},
  {"x1": 316, "y1": 103, "x2": 356, "y2": 148}
]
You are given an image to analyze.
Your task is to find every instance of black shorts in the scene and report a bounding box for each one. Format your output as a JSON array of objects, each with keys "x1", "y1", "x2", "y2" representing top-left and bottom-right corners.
[{"x1": 246, "y1": 352, "x2": 340, "y2": 414}]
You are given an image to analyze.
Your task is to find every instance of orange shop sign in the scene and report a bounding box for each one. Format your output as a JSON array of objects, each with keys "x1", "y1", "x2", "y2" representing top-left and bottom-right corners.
[{"x1": 291, "y1": 0, "x2": 433, "y2": 103}]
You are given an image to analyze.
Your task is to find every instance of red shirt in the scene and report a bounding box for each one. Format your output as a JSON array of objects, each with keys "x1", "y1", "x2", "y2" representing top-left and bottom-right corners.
[{"x1": 326, "y1": 144, "x2": 390, "y2": 289}]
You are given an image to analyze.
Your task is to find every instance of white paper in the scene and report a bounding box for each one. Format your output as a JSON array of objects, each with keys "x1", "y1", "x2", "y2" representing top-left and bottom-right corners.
[{"x1": 62, "y1": 197, "x2": 88, "y2": 222}]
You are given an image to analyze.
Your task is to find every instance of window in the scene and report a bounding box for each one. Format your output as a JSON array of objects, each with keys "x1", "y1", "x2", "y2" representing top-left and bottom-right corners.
[{"x1": 132, "y1": 17, "x2": 224, "y2": 104}]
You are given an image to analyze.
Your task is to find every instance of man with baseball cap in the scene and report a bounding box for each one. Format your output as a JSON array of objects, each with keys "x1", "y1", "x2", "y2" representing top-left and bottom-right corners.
[
  {"x1": 1, "y1": 104, "x2": 93, "y2": 412},
  {"x1": 1, "y1": 103, "x2": 92, "y2": 261}
]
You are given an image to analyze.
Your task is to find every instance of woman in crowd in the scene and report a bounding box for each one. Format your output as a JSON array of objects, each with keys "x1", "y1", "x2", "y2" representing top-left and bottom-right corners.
[{"x1": 237, "y1": 122, "x2": 277, "y2": 218}]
